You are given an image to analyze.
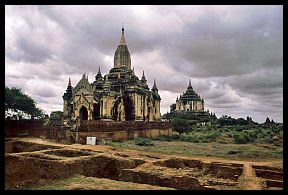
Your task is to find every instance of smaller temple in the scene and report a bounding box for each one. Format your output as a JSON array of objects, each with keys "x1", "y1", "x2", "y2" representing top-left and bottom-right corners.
[{"x1": 170, "y1": 79, "x2": 204, "y2": 112}]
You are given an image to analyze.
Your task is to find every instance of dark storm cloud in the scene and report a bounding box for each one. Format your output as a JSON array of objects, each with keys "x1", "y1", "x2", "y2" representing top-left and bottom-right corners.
[
  {"x1": 166, "y1": 6, "x2": 283, "y2": 78},
  {"x1": 224, "y1": 68, "x2": 283, "y2": 95},
  {"x1": 5, "y1": 5, "x2": 283, "y2": 122},
  {"x1": 7, "y1": 38, "x2": 52, "y2": 63}
]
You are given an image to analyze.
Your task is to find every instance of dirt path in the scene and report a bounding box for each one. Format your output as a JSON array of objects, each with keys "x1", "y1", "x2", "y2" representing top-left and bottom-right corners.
[{"x1": 238, "y1": 163, "x2": 263, "y2": 190}]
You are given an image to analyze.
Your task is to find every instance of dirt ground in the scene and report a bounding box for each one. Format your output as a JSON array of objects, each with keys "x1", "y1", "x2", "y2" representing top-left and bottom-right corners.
[
  {"x1": 5, "y1": 137, "x2": 283, "y2": 190},
  {"x1": 27, "y1": 175, "x2": 175, "y2": 190}
]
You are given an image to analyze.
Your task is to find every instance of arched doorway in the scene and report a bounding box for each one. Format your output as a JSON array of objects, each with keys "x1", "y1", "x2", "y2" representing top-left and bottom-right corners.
[
  {"x1": 93, "y1": 103, "x2": 100, "y2": 120},
  {"x1": 123, "y1": 95, "x2": 135, "y2": 121},
  {"x1": 79, "y1": 106, "x2": 88, "y2": 121}
]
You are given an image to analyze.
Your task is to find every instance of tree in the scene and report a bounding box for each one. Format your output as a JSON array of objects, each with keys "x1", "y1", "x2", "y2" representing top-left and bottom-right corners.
[
  {"x1": 5, "y1": 86, "x2": 45, "y2": 119},
  {"x1": 171, "y1": 118, "x2": 191, "y2": 134},
  {"x1": 234, "y1": 132, "x2": 249, "y2": 144},
  {"x1": 236, "y1": 118, "x2": 248, "y2": 126},
  {"x1": 50, "y1": 111, "x2": 63, "y2": 120},
  {"x1": 218, "y1": 115, "x2": 235, "y2": 126}
]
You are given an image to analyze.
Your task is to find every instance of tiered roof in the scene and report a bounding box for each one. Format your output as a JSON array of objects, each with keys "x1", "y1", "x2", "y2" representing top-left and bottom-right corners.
[{"x1": 179, "y1": 79, "x2": 202, "y2": 103}]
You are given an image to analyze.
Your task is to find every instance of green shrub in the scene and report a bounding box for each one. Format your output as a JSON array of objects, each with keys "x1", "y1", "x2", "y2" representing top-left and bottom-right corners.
[
  {"x1": 171, "y1": 118, "x2": 191, "y2": 134},
  {"x1": 234, "y1": 133, "x2": 249, "y2": 144},
  {"x1": 247, "y1": 132, "x2": 257, "y2": 142},
  {"x1": 179, "y1": 134, "x2": 193, "y2": 142},
  {"x1": 235, "y1": 126, "x2": 244, "y2": 131},
  {"x1": 156, "y1": 136, "x2": 168, "y2": 141},
  {"x1": 198, "y1": 136, "x2": 209, "y2": 143},
  {"x1": 205, "y1": 131, "x2": 220, "y2": 141},
  {"x1": 218, "y1": 140, "x2": 230, "y2": 144},
  {"x1": 154, "y1": 135, "x2": 179, "y2": 142},
  {"x1": 179, "y1": 135, "x2": 186, "y2": 141},
  {"x1": 227, "y1": 150, "x2": 242, "y2": 154},
  {"x1": 172, "y1": 134, "x2": 180, "y2": 139},
  {"x1": 134, "y1": 138, "x2": 154, "y2": 146}
]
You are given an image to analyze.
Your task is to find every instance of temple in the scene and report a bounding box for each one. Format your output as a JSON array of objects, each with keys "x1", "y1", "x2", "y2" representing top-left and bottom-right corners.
[
  {"x1": 170, "y1": 79, "x2": 204, "y2": 112},
  {"x1": 63, "y1": 27, "x2": 161, "y2": 122}
]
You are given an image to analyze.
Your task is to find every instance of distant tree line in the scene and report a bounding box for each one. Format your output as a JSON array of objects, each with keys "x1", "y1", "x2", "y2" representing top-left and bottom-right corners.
[
  {"x1": 217, "y1": 115, "x2": 258, "y2": 126},
  {"x1": 158, "y1": 111, "x2": 283, "y2": 145},
  {"x1": 164, "y1": 111, "x2": 280, "y2": 140}
]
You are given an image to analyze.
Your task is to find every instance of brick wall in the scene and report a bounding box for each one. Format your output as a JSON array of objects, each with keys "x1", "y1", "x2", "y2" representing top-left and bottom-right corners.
[
  {"x1": 5, "y1": 120, "x2": 172, "y2": 142},
  {"x1": 77, "y1": 121, "x2": 172, "y2": 142},
  {"x1": 78, "y1": 121, "x2": 171, "y2": 132},
  {"x1": 5, "y1": 120, "x2": 60, "y2": 139}
]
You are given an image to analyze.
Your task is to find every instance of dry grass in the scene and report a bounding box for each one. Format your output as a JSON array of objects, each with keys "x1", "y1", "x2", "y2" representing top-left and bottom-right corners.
[{"x1": 110, "y1": 140, "x2": 283, "y2": 163}]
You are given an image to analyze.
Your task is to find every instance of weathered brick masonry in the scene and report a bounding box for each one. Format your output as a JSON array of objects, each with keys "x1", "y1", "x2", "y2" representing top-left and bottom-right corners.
[
  {"x1": 5, "y1": 120, "x2": 59, "y2": 139},
  {"x1": 77, "y1": 121, "x2": 172, "y2": 143},
  {"x1": 5, "y1": 120, "x2": 172, "y2": 143}
]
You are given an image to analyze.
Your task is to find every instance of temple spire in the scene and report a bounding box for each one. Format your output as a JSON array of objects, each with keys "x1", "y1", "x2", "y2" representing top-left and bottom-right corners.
[
  {"x1": 95, "y1": 66, "x2": 103, "y2": 81},
  {"x1": 120, "y1": 26, "x2": 126, "y2": 45},
  {"x1": 152, "y1": 79, "x2": 158, "y2": 90},
  {"x1": 114, "y1": 27, "x2": 131, "y2": 68},
  {"x1": 188, "y1": 78, "x2": 193, "y2": 89},
  {"x1": 141, "y1": 70, "x2": 147, "y2": 83},
  {"x1": 68, "y1": 78, "x2": 71, "y2": 86}
]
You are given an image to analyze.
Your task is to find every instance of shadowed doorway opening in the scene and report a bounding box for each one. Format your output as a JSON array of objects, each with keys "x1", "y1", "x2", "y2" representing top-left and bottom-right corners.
[{"x1": 79, "y1": 106, "x2": 88, "y2": 121}]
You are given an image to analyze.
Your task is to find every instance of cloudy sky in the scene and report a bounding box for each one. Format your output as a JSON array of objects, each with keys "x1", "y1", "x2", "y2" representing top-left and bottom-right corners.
[{"x1": 5, "y1": 5, "x2": 283, "y2": 123}]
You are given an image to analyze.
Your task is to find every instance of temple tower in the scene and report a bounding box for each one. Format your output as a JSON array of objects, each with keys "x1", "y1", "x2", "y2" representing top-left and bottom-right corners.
[{"x1": 114, "y1": 27, "x2": 131, "y2": 68}]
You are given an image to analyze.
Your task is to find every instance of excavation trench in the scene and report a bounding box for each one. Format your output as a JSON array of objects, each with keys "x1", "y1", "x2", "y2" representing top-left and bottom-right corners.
[
  {"x1": 251, "y1": 165, "x2": 283, "y2": 189},
  {"x1": 5, "y1": 140, "x2": 282, "y2": 190},
  {"x1": 5, "y1": 140, "x2": 62, "y2": 153},
  {"x1": 153, "y1": 158, "x2": 243, "y2": 180},
  {"x1": 119, "y1": 157, "x2": 245, "y2": 190}
]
